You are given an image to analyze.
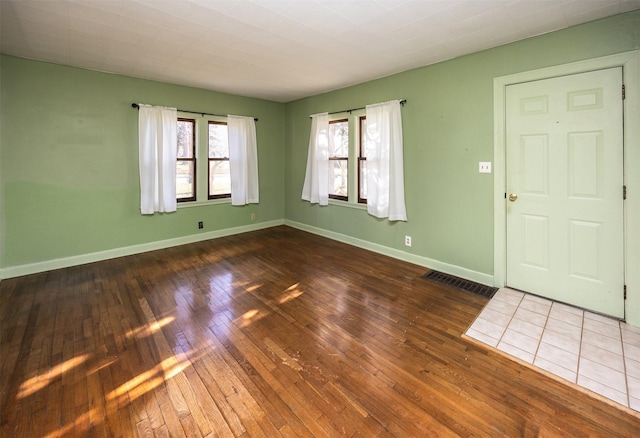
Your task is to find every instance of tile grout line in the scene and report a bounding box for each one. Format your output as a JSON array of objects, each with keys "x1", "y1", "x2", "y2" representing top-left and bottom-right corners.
[
  {"x1": 576, "y1": 309, "x2": 585, "y2": 386},
  {"x1": 530, "y1": 301, "x2": 552, "y2": 368},
  {"x1": 581, "y1": 316, "x2": 630, "y2": 406},
  {"x1": 620, "y1": 321, "x2": 631, "y2": 408},
  {"x1": 495, "y1": 291, "x2": 526, "y2": 349}
]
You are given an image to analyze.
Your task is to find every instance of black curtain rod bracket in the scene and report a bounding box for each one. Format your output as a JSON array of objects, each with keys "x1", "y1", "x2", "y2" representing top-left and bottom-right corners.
[{"x1": 132, "y1": 103, "x2": 258, "y2": 122}]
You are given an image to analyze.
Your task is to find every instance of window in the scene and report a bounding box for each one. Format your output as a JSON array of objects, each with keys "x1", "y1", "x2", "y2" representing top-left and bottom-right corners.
[
  {"x1": 177, "y1": 118, "x2": 196, "y2": 202},
  {"x1": 303, "y1": 112, "x2": 364, "y2": 206},
  {"x1": 328, "y1": 119, "x2": 348, "y2": 200},
  {"x1": 174, "y1": 114, "x2": 258, "y2": 206},
  {"x1": 358, "y1": 116, "x2": 367, "y2": 204},
  {"x1": 303, "y1": 100, "x2": 404, "y2": 218},
  {"x1": 208, "y1": 121, "x2": 231, "y2": 199}
]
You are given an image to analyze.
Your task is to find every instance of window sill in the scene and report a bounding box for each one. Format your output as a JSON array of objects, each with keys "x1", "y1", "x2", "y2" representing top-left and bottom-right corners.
[
  {"x1": 328, "y1": 199, "x2": 367, "y2": 210},
  {"x1": 177, "y1": 198, "x2": 231, "y2": 209}
]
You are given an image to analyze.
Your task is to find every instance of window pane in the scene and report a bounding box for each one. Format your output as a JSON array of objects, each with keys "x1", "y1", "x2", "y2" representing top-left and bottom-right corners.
[
  {"x1": 329, "y1": 159, "x2": 348, "y2": 198},
  {"x1": 177, "y1": 161, "x2": 195, "y2": 199},
  {"x1": 209, "y1": 160, "x2": 230, "y2": 197},
  {"x1": 177, "y1": 119, "x2": 194, "y2": 158},
  {"x1": 359, "y1": 161, "x2": 367, "y2": 201},
  {"x1": 329, "y1": 120, "x2": 349, "y2": 157},
  {"x1": 208, "y1": 123, "x2": 229, "y2": 158}
]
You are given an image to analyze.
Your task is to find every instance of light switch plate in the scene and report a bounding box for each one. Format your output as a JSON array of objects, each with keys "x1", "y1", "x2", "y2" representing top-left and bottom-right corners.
[{"x1": 479, "y1": 162, "x2": 492, "y2": 173}]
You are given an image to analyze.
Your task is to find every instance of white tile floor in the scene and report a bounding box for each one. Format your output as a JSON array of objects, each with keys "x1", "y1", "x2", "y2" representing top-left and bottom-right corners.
[{"x1": 465, "y1": 288, "x2": 640, "y2": 413}]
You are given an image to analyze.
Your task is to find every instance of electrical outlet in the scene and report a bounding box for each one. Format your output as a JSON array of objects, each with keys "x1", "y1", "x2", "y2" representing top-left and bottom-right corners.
[
  {"x1": 250, "y1": 213, "x2": 256, "y2": 221},
  {"x1": 198, "y1": 221, "x2": 203, "y2": 229},
  {"x1": 479, "y1": 161, "x2": 492, "y2": 173},
  {"x1": 405, "y1": 235, "x2": 412, "y2": 247}
]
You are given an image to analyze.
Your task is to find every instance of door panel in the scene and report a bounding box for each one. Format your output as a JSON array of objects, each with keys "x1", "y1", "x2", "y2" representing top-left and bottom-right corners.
[
  {"x1": 521, "y1": 134, "x2": 548, "y2": 194},
  {"x1": 522, "y1": 214, "x2": 549, "y2": 270},
  {"x1": 506, "y1": 67, "x2": 624, "y2": 317},
  {"x1": 569, "y1": 220, "x2": 601, "y2": 280},
  {"x1": 569, "y1": 131, "x2": 602, "y2": 198}
]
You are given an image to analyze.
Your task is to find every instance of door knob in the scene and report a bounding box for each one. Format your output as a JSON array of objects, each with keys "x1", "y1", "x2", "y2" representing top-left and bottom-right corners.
[{"x1": 508, "y1": 193, "x2": 518, "y2": 202}]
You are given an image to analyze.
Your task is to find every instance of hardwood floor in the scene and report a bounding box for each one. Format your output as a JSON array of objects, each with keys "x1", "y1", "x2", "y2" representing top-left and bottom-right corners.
[{"x1": 1, "y1": 226, "x2": 639, "y2": 437}]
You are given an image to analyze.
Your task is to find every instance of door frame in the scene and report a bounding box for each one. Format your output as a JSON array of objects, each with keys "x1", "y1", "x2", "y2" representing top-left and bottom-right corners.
[{"x1": 493, "y1": 50, "x2": 640, "y2": 326}]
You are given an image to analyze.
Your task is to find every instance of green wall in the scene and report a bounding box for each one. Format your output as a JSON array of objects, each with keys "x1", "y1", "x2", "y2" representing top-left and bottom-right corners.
[
  {"x1": 1, "y1": 10, "x2": 639, "y2": 280},
  {"x1": 0, "y1": 56, "x2": 285, "y2": 269},
  {"x1": 284, "y1": 11, "x2": 640, "y2": 278}
]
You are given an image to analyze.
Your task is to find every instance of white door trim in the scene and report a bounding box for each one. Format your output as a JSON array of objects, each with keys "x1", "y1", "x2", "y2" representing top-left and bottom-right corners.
[{"x1": 493, "y1": 50, "x2": 640, "y2": 326}]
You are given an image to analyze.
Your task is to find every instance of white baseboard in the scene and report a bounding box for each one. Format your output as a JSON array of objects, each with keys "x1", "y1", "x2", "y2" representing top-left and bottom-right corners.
[
  {"x1": 1, "y1": 219, "x2": 494, "y2": 287},
  {"x1": 284, "y1": 219, "x2": 494, "y2": 286},
  {"x1": 0, "y1": 219, "x2": 284, "y2": 279}
]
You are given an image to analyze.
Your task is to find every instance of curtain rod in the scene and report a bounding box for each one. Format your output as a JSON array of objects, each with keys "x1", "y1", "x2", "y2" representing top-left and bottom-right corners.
[
  {"x1": 310, "y1": 99, "x2": 407, "y2": 118},
  {"x1": 131, "y1": 103, "x2": 258, "y2": 122}
]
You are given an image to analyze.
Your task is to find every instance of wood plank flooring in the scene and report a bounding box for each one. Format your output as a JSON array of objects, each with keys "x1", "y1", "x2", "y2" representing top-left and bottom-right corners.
[{"x1": 1, "y1": 225, "x2": 639, "y2": 437}]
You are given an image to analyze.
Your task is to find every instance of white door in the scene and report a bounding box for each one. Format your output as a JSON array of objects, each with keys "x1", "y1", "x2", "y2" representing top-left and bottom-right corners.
[{"x1": 506, "y1": 67, "x2": 624, "y2": 318}]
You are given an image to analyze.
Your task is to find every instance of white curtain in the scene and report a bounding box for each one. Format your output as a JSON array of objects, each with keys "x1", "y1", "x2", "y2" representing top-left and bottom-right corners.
[
  {"x1": 301, "y1": 113, "x2": 329, "y2": 205},
  {"x1": 138, "y1": 104, "x2": 177, "y2": 215},
  {"x1": 228, "y1": 115, "x2": 259, "y2": 205},
  {"x1": 365, "y1": 100, "x2": 407, "y2": 221}
]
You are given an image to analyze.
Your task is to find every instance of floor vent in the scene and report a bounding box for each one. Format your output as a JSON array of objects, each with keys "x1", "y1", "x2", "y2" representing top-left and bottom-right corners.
[{"x1": 422, "y1": 270, "x2": 498, "y2": 299}]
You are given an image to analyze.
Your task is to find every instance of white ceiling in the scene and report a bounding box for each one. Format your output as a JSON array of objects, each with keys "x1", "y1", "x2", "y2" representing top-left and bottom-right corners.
[{"x1": 1, "y1": 0, "x2": 639, "y2": 102}]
